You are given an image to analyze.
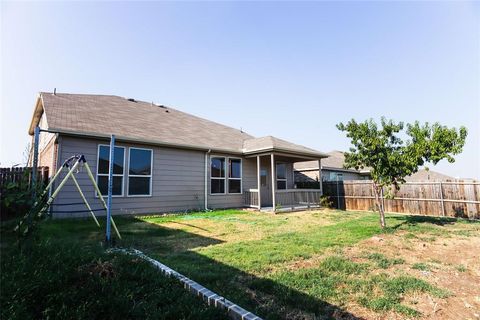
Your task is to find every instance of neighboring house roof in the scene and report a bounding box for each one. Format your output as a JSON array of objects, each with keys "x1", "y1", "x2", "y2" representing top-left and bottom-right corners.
[
  {"x1": 295, "y1": 151, "x2": 453, "y2": 181},
  {"x1": 29, "y1": 92, "x2": 328, "y2": 158},
  {"x1": 404, "y1": 169, "x2": 454, "y2": 182},
  {"x1": 294, "y1": 150, "x2": 368, "y2": 173}
]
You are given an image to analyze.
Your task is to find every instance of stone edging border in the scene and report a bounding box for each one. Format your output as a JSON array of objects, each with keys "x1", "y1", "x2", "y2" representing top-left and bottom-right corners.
[{"x1": 109, "y1": 248, "x2": 262, "y2": 320}]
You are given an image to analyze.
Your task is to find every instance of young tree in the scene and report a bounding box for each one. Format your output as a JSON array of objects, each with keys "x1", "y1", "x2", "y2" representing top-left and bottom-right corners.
[{"x1": 337, "y1": 118, "x2": 467, "y2": 228}]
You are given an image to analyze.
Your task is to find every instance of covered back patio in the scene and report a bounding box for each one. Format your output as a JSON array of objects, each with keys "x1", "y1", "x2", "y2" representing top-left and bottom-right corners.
[{"x1": 241, "y1": 137, "x2": 327, "y2": 212}]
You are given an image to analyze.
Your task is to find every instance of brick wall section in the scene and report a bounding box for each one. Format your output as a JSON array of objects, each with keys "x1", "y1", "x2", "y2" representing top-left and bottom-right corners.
[{"x1": 38, "y1": 138, "x2": 57, "y2": 176}]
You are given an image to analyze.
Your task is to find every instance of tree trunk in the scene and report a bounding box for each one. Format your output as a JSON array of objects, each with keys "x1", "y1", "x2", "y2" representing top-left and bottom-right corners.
[{"x1": 373, "y1": 183, "x2": 386, "y2": 229}]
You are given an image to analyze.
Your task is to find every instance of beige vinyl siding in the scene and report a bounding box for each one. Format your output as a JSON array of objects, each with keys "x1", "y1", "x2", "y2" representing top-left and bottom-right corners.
[
  {"x1": 51, "y1": 135, "x2": 303, "y2": 217},
  {"x1": 52, "y1": 136, "x2": 206, "y2": 218}
]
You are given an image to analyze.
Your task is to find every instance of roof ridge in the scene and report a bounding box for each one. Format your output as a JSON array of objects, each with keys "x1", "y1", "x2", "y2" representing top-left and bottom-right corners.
[{"x1": 40, "y1": 92, "x2": 120, "y2": 98}]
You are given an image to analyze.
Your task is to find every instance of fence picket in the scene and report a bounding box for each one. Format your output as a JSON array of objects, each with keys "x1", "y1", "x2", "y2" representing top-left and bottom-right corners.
[
  {"x1": 321, "y1": 180, "x2": 479, "y2": 219},
  {"x1": 0, "y1": 166, "x2": 49, "y2": 219}
]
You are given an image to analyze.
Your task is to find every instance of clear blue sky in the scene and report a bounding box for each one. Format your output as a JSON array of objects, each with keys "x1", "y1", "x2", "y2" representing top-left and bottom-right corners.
[{"x1": 1, "y1": 1, "x2": 479, "y2": 179}]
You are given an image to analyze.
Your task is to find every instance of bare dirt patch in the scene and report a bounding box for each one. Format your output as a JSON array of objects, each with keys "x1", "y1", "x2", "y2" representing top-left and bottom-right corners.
[
  {"x1": 343, "y1": 232, "x2": 480, "y2": 319},
  {"x1": 280, "y1": 220, "x2": 480, "y2": 319}
]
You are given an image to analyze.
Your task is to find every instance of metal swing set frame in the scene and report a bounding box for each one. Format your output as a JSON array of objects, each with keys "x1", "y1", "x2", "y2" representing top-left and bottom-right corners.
[{"x1": 31, "y1": 127, "x2": 121, "y2": 242}]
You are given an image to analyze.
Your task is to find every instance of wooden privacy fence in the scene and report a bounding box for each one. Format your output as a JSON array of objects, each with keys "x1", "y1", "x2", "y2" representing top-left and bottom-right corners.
[
  {"x1": 0, "y1": 166, "x2": 49, "y2": 186},
  {"x1": 0, "y1": 166, "x2": 49, "y2": 219},
  {"x1": 322, "y1": 180, "x2": 480, "y2": 219}
]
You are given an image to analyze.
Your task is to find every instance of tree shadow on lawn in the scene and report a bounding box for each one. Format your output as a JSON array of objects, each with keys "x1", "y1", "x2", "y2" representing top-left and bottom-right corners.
[
  {"x1": 118, "y1": 217, "x2": 365, "y2": 320},
  {"x1": 387, "y1": 214, "x2": 461, "y2": 231}
]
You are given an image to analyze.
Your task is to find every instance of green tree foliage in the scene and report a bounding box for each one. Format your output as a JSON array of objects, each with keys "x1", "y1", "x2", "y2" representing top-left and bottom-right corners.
[{"x1": 337, "y1": 118, "x2": 467, "y2": 228}]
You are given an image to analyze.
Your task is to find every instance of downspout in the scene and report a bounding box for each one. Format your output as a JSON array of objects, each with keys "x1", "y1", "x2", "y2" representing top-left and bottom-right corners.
[{"x1": 204, "y1": 149, "x2": 211, "y2": 211}]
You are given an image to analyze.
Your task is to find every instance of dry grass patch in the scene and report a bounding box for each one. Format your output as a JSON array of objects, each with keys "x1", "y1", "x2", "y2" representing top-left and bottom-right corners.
[{"x1": 328, "y1": 227, "x2": 480, "y2": 319}]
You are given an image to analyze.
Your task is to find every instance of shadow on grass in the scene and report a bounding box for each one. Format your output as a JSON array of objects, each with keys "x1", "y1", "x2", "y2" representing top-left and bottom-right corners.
[
  {"x1": 390, "y1": 215, "x2": 456, "y2": 227},
  {"x1": 38, "y1": 216, "x2": 365, "y2": 320},
  {"x1": 128, "y1": 217, "x2": 366, "y2": 320}
]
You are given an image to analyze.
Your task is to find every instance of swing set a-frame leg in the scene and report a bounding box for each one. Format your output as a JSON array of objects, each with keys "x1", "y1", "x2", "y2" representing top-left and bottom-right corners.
[
  {"x1": 33, "y1": 157, "x2": 121, "y2": 239},
  {"x1": 83, "y1": 162, "x2": 122, "y2": 240},
  {"x1": 69, "y1": 168, "x2": 100, "y2": 227},
  {"x1": 37, "y1": 159, "x2": 82, "y2": 217}
]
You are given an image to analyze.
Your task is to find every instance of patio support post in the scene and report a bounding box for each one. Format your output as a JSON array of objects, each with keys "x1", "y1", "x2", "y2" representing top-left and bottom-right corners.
[
  {"x1": 318, "y1": 159, "x2": 323, "y2": 195},
  {"x1": 271, "y1": 154, "x2": 276, "y2": 212},
  {"x1": 257, "y1": 155, "x2": 261, "y2": 209},
  {"x1": 204, "y1": 150, "x2": 211, "y2": 211}
]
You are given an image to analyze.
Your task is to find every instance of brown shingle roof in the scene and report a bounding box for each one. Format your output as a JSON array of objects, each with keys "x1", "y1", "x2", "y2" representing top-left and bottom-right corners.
[
  {"x1": 294, "y1": 151, "x2": 358, "y2": 171},
  {"x1": 34, "y1": 92, "x2": 326, "y2": 157},
  {"x1": 404, "y1": 169, "x2": 454, "y2": 182},
  {"x1": 295, "y1": 153, "x2": 453, "y2": 182},
  {"x1": 243, "y1": 136, "x2": 328, "y2": 157}
]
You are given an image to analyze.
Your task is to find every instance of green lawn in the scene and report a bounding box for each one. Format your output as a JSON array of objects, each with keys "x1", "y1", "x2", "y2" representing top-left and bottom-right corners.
[{"x1": 3, "y1": 209, "x2": 479, "y2": 319}]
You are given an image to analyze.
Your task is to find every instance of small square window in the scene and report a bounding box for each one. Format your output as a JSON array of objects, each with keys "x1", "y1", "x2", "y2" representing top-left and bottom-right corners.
[
  {"x1": 228, "y1": 179, "x2": 241, "y2": 194},
  {"x1": 128, "y1": 177, "x2": 150, "y2": 196},
  {"x1": 98, "y1": 176, "x2": 123, "y2": 196},
  {"x1": 277, "y1": 180, "x2": 287, "y2": 190},
  {"x1": 211, "y1": 179, "x2": 225, "y2": 194}
]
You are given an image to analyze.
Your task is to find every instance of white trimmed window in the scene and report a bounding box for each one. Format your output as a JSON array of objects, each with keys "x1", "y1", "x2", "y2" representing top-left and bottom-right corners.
[
  {"x1": 211, "y1": 157, "x2": 226, "y2": 194},
  {"x1": 96, "y1": 145, "x2": 125, "y2": 196},
  {"x1": 276, "y1": 163, "x2": 287, "y2": 190},
  {"x1": 228, "y1": 158, "x2": 242, "y2": 194},
  {"x1": 128, "y1": 148, "x2": 153, "y2": 196}
]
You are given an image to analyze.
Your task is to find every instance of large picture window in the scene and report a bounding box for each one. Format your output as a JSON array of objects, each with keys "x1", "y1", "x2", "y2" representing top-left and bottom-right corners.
[
  {"x1": 211, "y1": 157, "x2": 226, "y2": 194},
  {"x1": 96, "y1": 145, "x2": 125, "y2": 196},
  {"x1": 276, "y1": 163, "x2": 287, "y2": 190},
  {"x1": 228, "y1": 158, "x2": 242, "y2": 194},
  {"x1": 128, "y1": 148, "x2": 153, "y2": 196}
]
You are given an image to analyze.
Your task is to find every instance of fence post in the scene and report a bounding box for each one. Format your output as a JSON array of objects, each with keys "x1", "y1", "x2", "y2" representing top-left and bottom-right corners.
[
  {"x1": 336, "y1": 176, "x2": 340, "y2": 209},
  {"x1": 439, "y1": 182, "x2": 446, "y2": 217}
]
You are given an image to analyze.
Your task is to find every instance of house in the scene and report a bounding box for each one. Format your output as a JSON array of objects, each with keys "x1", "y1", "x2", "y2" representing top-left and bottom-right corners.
[
  {"x1": 294, "y1": 151, "x2": 371, "y2": 182},
  {"x1": 28, "y1": 92, "x2": 328, "y2": 217},
  {"x1": 294, "y1": 152, "x2": 454, "y2": 184},
  {"x1": 404, "y1": 169, "x2": 454, "y2": 182}
]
